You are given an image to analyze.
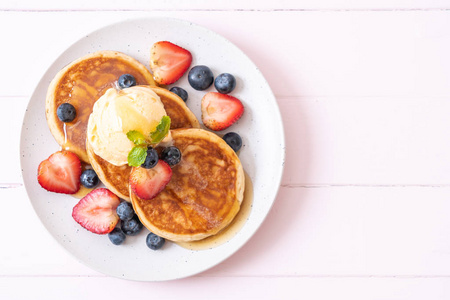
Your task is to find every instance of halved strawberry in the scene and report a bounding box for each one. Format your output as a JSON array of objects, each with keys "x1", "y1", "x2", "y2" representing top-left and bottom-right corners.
[
  {"x1": 150, "y1": 41, "x2": 192, "y2": 85},
  {"x1": 129, "y1": 161, "x2": 172, "y2": 200},
  {"x1": 72, "y1": 188, "x2": 120, "y2": 234},
  {"x1": 201, "y1": 92, "x2": 244, "y2": 131},
  {"x1": 37, "y1": 150, "x2": 81, "y2": 194}
]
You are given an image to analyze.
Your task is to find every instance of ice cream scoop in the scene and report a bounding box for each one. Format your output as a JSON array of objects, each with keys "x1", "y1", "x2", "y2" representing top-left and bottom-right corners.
[{"x1": 87, "y1": 86, "x2": 167, "y2": 166}]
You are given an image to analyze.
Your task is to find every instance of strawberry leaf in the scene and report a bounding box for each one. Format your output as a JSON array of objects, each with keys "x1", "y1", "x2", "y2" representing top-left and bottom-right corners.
[{"x1": 127, "y1": 145, "x2": 147, "y2": 167}]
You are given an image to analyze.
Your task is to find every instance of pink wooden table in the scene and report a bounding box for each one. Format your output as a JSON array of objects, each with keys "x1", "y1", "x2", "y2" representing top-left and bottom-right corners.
[{"x1": 2, "y1": 1, "x2": 450, "y2": 299}]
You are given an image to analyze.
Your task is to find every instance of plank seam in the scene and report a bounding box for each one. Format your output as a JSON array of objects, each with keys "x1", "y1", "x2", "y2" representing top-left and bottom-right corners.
[
  {"x1": 0, "y1": 8, "x2": 450, "y2": 13},
  {"x1": 2, "y1": 274, "x2": 450, "y2": 278},
  {"x1": 3, "y1": 183, "x2": 450, "y2": 189},
  {"x1": 3, "y1": 95, "x2": 450, "y2": 99},
  {"x1": 281, "y1": 184, "x2": 450, "y2": 188}
]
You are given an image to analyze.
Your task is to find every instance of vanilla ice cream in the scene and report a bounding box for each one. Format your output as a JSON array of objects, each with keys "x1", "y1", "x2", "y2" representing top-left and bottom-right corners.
[{"x1": 87, "y1": 86, "x2": 167, "y2": 166}]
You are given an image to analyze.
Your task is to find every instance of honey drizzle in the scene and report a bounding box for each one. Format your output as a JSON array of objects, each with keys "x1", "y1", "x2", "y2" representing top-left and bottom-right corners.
[
  {"x1": 62, "y1": 123, "x2": 68, "y2": 150},
  {"x1": 56, "y1": 57, "x2": 152, "y2": 153},
  {"x1": 176, "y1": 172, "x2": 253, "y2": 251},
  {"x1": 71, "y1": 163, "x2": 95, "y2": 199},
  {"x1": 72, "y1": 185, "x2": 94, "y2": 199},
  {"x1": 59, "y1": 125, "x2": 94, "y2": 199}
]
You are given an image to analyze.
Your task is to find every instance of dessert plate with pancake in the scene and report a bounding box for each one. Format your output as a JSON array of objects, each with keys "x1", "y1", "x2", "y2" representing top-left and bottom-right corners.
[{"x1": 20, "y1": 17, "x2": 285, "y2": 281}]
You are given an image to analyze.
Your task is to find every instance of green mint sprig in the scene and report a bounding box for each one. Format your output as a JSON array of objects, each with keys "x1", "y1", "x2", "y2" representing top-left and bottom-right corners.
[
  {"x1": 126, "y1": 116, "x2": 171, "y2": 167},
  {"x1": 127, "y1": 145, "x2": 147, "y2": 167},
  {"x1": 126, "y1": 130, "x2": 148, "y2": 146},
  {"x1": 150, "y1": 116, "x2": 171, "y2": 144}
]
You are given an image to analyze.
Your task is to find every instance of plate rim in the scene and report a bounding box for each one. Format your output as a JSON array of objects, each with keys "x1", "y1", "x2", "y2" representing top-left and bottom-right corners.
[{"x1": 20, "y1": 16, "x2": 286, "y2": 281}]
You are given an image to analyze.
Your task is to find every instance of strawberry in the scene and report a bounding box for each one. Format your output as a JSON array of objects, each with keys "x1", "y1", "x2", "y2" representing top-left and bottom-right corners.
[
  {"x1": 72, "y1": 188, "x2": 120, "y2": 234},
  {"x1": 201, "y1": 92, "x2": 244, "y2": 131},
  {"x1": 37, "y1": 150, "x2": 82, "y2": 194},
  {"x1": 150, "y1": 41, "x2": 192, "y2": 85},
  {"x1": 129, "y1": 161, "x2": 172, "y2": 200}
]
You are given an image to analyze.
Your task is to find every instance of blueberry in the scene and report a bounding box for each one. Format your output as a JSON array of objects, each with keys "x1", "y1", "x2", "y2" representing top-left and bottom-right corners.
[
  {"x1": 57, "y1": 103, "x2": 76, "y2": 122},
  {"x1": 108, "y1": 228, "x2": 126, "y2": 245},
  {"x1": 214, "y1": 73, "x2": 236, "y2": 94},
  {"x1": 161, "y1": 146, "x2": 182, "y2": 166},
  {"x1": 116, "y1": 201, "x2": 135, "y2": 221},
  {"x1": 188, "y1": 65, "x2": 214, "y2": 91},
  {"x1": 146, "y1": 232, "x2": 165, "y2": 250},
  {"x1": 169, "y1": 87, "x2": 188, "y2": 102},
  {"x1": 141, "y1": 147, "x2": 159, "y2": 169},
  {"x1": 118, "y1": 74, "x2": 136, "y2": 89},
  {"x1": 223, "y1": 132, "x2": 242, "y2": 152},
  {"x1": 121, "y1": 215, "x2": 143, "y2": 236},
  {"x1": 80, "y1": 169, "x2": 99, "y2": 188}
]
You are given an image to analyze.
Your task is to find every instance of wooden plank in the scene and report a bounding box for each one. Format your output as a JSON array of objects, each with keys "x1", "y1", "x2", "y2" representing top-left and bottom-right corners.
[
  {"x1": 1, "y1": 11, "x2": 450, "y2": 98},
  {"x1": 214, "y1": 186, "x2": 450, "y2": 277},
  {"x1": 0, "y1": 97, "x2": 32, "y2": 183},
  {"x1": 1, "y1": 276, "x2": 450, "y2": 300},
  {"x1": 1, "y1": 0, "x2": 450, "y2": 11},
  {"x1": 280, "y1": 96, "x2": 450, "y2": 185},
  {"x1": 3, "y1": 186, "x2": 450, "y2": 277}
]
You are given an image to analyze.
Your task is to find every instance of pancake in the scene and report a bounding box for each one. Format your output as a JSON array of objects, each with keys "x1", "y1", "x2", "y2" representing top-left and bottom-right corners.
[
  {"x1": 130, "y1": 128, "x2": 245, "y2": 242},
  {"x1": 87, "y1": 86, "x2": 200, "y2": 201},
  {"x1": 46, "y1": 50, "x2": 156, "y2": 163},
  {"x1": 149, "y1": 86, "x2": 200, "y2": 130}
]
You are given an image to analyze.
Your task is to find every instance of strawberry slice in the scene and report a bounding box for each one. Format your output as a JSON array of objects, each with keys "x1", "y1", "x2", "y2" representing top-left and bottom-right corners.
[
  {"x1": 201, "y1": 92, "x2": 244, "y2": 131},
  {"x1": 150, "y1": 41, "x2": 192, "y2": 85},
  {"x1": 72, "y1": 188, "x2": 120, "y2": 234},
  {"x1": 129, "y1": 161, "x2": 172, "y2": 200},
  {"x1": 37, "y1": 150, "x2": 81, "y2": 194}
]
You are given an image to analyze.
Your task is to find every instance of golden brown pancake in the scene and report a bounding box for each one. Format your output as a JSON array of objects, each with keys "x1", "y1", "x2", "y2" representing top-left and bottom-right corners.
[
  {"x1": 46, "y1": 50, "x2": 156, "y2": 163},
  {"x1": 87, "y1": 86, "x2": 200, "y2": 201},
  {"x1": 130, "y1": 128, "x2": 245, "y2": 242},
  {"x1": 150, "y1": 86, "x2": 200, "y2": 129}
]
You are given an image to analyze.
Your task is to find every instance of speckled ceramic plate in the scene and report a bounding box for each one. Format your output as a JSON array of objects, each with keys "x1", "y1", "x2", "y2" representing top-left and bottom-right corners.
[{"x1": 20, "y1": 17, "x2": 285, "y2": 281}]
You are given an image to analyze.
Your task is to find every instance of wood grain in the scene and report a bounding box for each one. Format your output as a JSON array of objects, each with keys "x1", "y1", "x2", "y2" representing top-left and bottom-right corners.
[
  {"x1": 2, "y1": 3, "x2": 450, "y2": 299},
  {"x1": 2, "y1": 11, "x2": 450, "y2": 98},
  {"x1": 1, "y1": 0, "x2": 450, "y2": 11},
  {"x1": 1, "y1": 277, "x2": 450, "y2": 300},
  {"x1": 3, "y1": 186, "x2": 450, "y2": 277}
]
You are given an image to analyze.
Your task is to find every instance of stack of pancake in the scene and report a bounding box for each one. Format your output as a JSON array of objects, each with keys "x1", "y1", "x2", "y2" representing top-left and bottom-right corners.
[{"x1": 45, "y1": 50, "x2": 244, "y2": 242}]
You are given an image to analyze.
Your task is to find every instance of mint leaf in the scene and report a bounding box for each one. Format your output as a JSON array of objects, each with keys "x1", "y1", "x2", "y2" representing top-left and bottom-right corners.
[
  {"x1": 127, "y1": 145, "x2": 147, "y2": 167},
  {"x1": 127, "y1": 130, "x2": 147, "y2": 146},
  {"x1": 126, "y1": 116, "x2": 170, "y2": 166},
  {"x1": 150, "y1": 116, "x2": 171, "y2": 144}
]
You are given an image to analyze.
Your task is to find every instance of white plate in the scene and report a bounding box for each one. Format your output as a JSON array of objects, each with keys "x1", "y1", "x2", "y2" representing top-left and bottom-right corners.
[{"x1": 20, "y1": 17, "x2": 285, "y2": 281}]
